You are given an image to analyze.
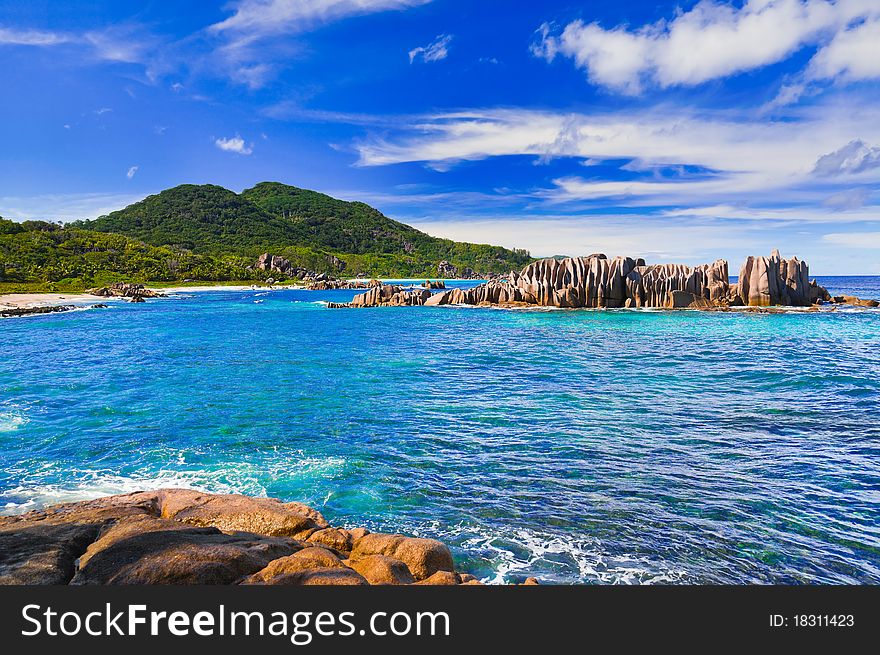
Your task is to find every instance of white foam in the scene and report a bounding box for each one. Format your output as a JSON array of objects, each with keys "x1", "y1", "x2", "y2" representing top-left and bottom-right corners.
[
  {"x1": 0, "y1": 452, "x2": 348, "y2": 515},
  {"x1": 404, "y1": 521, "x2": 690, "y2": 585},
  {"x1": 0, "y1": 409, "x2": 28, "y2": 432}
]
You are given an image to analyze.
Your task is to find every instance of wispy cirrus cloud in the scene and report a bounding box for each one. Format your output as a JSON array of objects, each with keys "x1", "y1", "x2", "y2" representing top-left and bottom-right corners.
[
  {"x1": 532, "y1": 0, "x2": 880, "y2": 96},
  {"x1": 409, "y1": 33, "x2": 452, "y2": 63},
  {"x1": 352, "y1": 96, "x2": 880, "y2": 222},
  {"x1": 823, "y1": 231, "x2": 880, "y2": 249},
  {"x1": 210, "y1": 0, "x2": 430, "y2": 39},
  {"x1": 0, "y1": 26, "x2": 71, "y2": 46},
  {"x1": 208, "y1": 0, "x2": 431, "y2": 87},
  {"x1": 0, "y1": 21, "x2": 173, "y2": 84}
]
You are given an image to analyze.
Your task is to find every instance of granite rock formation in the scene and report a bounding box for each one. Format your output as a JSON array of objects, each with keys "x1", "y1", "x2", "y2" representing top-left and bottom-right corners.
[
  {"x1": 423, "y1": 255, "x2": 736, "y2": 309},
  {"x1": 88, "y1": 282, "x2": 164, "y2": 302},
  {"x1": 339, "y1": 250, "x2": 876, "y2": 310},
  {"x1": 0, "y1": 489, "x2": 483, "y2": 586},
  {"x1": 329, "y1": 284, "x2": 432, "y2": 308},
  {"x1": 738, "y1": 249, "x2": 810, "y2": 307}
]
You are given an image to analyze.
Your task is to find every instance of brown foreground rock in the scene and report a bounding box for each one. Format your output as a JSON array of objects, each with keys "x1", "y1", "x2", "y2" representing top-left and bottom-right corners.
[{"x1": 0, "y1": 489, "x2": 487, "y2": 585}]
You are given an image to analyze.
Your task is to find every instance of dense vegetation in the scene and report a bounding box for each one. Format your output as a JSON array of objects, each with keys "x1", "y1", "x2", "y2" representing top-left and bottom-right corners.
[
  {"x1": 0, "y1": 217, "x2": 256, "y2": 292},
  {"x1": 1, "y1": 183, "x2": 532, "y2": 290}
]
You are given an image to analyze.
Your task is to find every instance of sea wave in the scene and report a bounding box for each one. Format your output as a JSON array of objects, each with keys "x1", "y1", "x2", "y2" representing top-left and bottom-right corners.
[
  {"x1": 0, "y1": 452, "x2": 348, "y2": 515},
  {"x1": 391, "y1": 520, "x2": 689, "y2": 585},
  {"x1": 0, "y1": 407, "x2": 28, "y2": 432}
]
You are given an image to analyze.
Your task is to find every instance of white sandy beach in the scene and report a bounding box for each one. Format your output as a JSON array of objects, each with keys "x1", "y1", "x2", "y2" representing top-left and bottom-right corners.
[
  {"x1": 152, "y1": 284, "x2": 302, "y2": 294},
  {"x1": 0, "y1": 293, "x2": 107, "y2": 310}
]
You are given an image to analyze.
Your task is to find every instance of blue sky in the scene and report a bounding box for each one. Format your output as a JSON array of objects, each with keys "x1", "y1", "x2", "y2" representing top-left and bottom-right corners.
[{"x1": 1, "y1": 0, "x2": 879, "y2": 273}]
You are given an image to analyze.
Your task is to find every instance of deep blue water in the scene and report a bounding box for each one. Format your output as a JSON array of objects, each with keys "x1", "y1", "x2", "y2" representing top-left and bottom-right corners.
[{"x1": 2, "y1": 277, "x2": 879, "y2": 584}]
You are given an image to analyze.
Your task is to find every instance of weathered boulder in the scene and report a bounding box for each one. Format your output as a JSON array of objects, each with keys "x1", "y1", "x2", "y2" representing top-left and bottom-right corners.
[
  {"x1": 156, "y1": 489, "x2": 328, "y2": 538},
  {"x1": 348, "y1": 554, "x2": 415, "y2": 585},
  {"x1": 424, "y1": 288, "x2": 466, "y2": 306},
  {"x1": 0, "y1": 490, "x2": 488, "y2": 586},
  {"x1": 72, "y1": 515, "x2": 299, "y2": 584},
  {"x1": 839, "y1": 295, "x2": 880, "y2": 307},
  {"x1": 350, "y1": 533, "x2": 454, "y2": 581},
  {"x1": 809, "y1": 279, "x2": 832, "y2": 304},
  {"x1": 628, "y1": 260, "x2": 729, "y2": 308},
  {"x1": 414, "y1": 570, "x2": 461, "y2": 585},
  {"x1": 242, "y1": 547, "x2": 349, "y2": 584},
  {"x1": 304, "y1": 527, "x2": 354, "y2": 553},
  {"x1": 345, "y1": 285, "x2": 432, "y2": 308},
  {"x1": 246, "y1": 567, "x2": 368, "y2": 586},
  {"x1": 737, "y1": 250, "x2": 810, "y2": 307},
  {"x1": 243, "y1": 548, "x2": 371, "y2": 585},
  {"x1": 0, "y1": 522, "x2": 102, "y2": 584},
  {"x1": 88, "y1": 282, "x2": 163, "y2": 301}
]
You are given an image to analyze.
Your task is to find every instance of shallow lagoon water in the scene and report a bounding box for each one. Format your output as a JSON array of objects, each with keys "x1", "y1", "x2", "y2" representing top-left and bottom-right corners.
[{"x1": 1, "y1": 277, "x2": 879, "y2": 584}]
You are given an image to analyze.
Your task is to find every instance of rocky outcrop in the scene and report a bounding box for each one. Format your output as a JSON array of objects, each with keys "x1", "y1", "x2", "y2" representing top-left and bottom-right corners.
[
  {"x1": 422, "y1": 279, "x2": 446, "y2": 289},
  {"x1": 833, "y1": 295, "x2": 880, "y2": 307},
  {"x1": 422, "y1": 256, "x2": 736, "y2": 309},
  {"x1": 1, "y1": 304, "x2": 76, "y2": 318},
  {"x1": 330, "y1": 284, "x2": 432, "y2": 308},
  {"x1": 88, "y1": 282, "x2": 163, "y2": 302},
  {"x1": 738, "y1": 249, "x2": 810, "y2": 307},
  {"x1": 305, "y1": 277, "x2": 379, "y2": 291},
  {"x1": 437, "y1": 260, "x2": 458, "y2": 278},
  {"x1": 341, "y1": 251, "x2": 874, "y2": 311},
  {"x1": 0, "y1": 489, "x2": 482, "y2": 586},
  {"x1": 256, "y1": 254, "x2": 348, "y2": 281}
]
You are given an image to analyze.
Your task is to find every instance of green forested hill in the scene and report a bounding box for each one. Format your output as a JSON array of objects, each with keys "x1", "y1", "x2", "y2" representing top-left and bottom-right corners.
[
  {"x1": 0, "y1": 183, "x2": 533, "y2": 290},
  {"x1": 78, "y1": 182, "x2": 531, "y2": 272},
  {"x1": 74, "y1": 184, "x2": 292, "y2": 253}
]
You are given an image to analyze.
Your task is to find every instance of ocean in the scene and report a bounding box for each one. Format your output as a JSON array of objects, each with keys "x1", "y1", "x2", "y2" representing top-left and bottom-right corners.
[{"x1": 1, "y1": 276, "x2": 879, "y2": 584}]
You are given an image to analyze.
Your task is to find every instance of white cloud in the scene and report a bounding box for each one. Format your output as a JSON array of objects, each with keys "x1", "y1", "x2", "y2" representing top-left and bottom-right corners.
[
  {"x1": 215, "y1": 135, "x2": 254, "y2": 155},
  {"x1": 823, "y1": 231, "x2": 880, "y2": 249},
  {"x1": 355, "y1": 99, "x2": 880, "y2": 201},
  {"x1": 206, "y1": 1, "x2": 431, "y2": 88},
  {"x1": 409, "y1": 34, "x2": 452, "y2": 64},
  {"x1": 823, "y1": 188, "x2": 869, "y2": 210},
  {"x1": 211, "y1": 0, "x2": 429, "y2": 39},
  {"x1": 83, "y1": 26, "x2": 152, "y2": 64},
  {"x1": 807, "y1": 15, "x2": 880, "y2": 82},
  {"x1": 126, "y1": 166, "x2": 138, "y2": 180},
  {"x1": 0, "y1": 26, "x2": 70, "y2": 46},
  {"x1": 534, "y1": 0, "x2": 880, "y2": 94},
  {"x1": 660, "y1": 202, "x2": 880, "y2": 222},
  {"x1": 813, "y1": 139, "x2": 880, "y2": 176}
]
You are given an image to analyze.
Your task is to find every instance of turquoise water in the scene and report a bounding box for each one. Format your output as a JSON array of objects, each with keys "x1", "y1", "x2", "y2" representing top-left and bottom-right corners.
[{"x1": 2, "y1": 277, "x2": 879, "y2": 584}]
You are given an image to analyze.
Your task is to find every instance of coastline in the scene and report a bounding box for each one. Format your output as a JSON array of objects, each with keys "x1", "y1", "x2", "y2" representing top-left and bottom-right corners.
[
  {"x1": 0, "y1": 292, "x2": 108, "y2": 310},
  {"x1": 0, "y1": 489, "x2": 501, "y2": 586}
]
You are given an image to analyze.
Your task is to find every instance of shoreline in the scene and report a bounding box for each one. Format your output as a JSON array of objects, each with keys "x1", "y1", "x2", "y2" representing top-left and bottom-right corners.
[
  {"x1": 0, "y1": 489, "x2": 505, "y2": 586},
  {"x1": 0, "y1": 292, "x2": 111, "y2": 310}
]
